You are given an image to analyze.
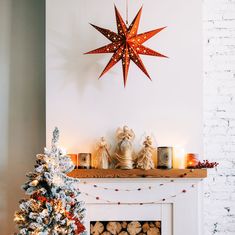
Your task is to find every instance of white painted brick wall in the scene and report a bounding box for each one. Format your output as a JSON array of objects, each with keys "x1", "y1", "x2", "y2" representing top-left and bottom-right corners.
[{"x1": 203, "y1": 0, "x2": 235, "y2": 234}]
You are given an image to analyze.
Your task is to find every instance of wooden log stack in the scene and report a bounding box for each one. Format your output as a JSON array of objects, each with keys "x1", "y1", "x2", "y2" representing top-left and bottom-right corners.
[{"x1": 90, "y1": 221, "x2": 161, "y2": 235}]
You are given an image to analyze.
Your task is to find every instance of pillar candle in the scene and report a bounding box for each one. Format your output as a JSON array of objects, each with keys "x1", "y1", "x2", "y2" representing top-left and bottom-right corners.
[{"x1": 173, "y1": 147, "x2": 185, "y2": 169}]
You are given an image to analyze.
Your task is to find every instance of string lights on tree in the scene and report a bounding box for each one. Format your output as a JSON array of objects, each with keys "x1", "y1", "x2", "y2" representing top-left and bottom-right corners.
[{"x1": 14, "y1": 128, "x2": 86, "y2": 235}]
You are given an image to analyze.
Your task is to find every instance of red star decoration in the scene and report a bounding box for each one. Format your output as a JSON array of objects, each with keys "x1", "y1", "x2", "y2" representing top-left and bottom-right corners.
[{"x1": 85, "y1": 5, "x2": 168, "y2": 87}]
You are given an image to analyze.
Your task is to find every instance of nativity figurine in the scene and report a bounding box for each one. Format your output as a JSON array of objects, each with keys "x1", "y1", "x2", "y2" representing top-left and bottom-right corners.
[
  {"x1": 136, "y1": 136, "x2": 155, "y2": 170},
  {"x1": 113, "y1": 126, "x2": 135, "y2": 169},
  {"x1": 95, "y1": 137, "x2": 111, "y2": 169}
]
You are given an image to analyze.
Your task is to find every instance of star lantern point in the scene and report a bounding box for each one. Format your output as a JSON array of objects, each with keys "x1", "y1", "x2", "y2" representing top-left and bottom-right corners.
[{"x1": 85, "y1": 5, "x2": 167, "y2": 87}]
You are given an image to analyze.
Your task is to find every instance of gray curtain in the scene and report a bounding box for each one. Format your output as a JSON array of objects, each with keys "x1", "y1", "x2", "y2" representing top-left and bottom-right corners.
[{"x1": 0, "y1": 0, "x2": 45, "y2": 234}]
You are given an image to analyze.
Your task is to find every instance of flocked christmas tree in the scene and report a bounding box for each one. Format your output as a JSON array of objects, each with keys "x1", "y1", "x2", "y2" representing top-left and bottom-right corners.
[{"x1": 14, "y1": 127, "x2": 86, "y2": 235}]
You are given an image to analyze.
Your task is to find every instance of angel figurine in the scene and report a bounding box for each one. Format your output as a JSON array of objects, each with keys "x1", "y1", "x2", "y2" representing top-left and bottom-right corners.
[
  {"x1": 113, "y1": 126, "x2": 135, "y2": 169},
  {"x1": 136, "y1": 136, "x2": 155, "y2": 170},
  {"x1": 95, "y1": 137, "x2": 111, "y2": 169}
]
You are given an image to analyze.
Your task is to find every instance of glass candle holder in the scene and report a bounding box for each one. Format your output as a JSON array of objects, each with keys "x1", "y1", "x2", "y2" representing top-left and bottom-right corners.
[
  {"x1": 67, "y1": 154, "x2": 78, "y2": 169},
  {"x1": 186, "y1": 153, "x2": 199, "y2": 168},
  {"x1": 157, "y1": 147, "x2": 173, "y2": 169},
  {"x1": 78, "y1": 153, "x2": 91, "y2": 169}
]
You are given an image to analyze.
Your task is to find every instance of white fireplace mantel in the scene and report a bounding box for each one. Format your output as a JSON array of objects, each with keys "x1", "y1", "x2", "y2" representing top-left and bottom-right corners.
[{"x1": 71, "y1": 170, "x2": 206, "y2": 235}]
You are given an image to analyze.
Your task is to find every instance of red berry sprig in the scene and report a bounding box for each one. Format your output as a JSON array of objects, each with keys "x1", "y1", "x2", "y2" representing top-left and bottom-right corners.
[{"x1": 195, "y1": 160, "x2": 219, "y2": 169}]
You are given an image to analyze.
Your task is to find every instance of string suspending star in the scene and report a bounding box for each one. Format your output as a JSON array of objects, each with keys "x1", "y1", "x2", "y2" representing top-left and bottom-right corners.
[{"x1": 85, "y1": 5, "x2": 168, "y2": 87}]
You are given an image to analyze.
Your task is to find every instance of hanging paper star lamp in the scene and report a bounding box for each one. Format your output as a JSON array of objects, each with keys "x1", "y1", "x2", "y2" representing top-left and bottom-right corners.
[{"x1": 85, "y1": 5, "x2": 168, "y2": 87}]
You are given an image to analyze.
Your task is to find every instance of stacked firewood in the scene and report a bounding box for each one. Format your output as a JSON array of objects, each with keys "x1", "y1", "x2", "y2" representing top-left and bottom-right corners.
[{"x1": 90, "y1": 221, "x2": 161, "y2": 235}]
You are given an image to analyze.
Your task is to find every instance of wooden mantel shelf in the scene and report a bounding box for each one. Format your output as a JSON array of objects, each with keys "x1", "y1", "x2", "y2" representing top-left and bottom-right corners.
[{"x1": 68, "y1": 169, "x2": 207, "y2": 178}]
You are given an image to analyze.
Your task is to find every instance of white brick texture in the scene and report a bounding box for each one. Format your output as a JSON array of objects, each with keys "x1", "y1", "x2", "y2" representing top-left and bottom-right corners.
[{"x1": 203, "y1": 0, "x2": 235, "y2": 234}]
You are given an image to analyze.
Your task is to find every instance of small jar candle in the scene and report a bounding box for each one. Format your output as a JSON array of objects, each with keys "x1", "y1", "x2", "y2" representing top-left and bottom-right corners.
[
  {"x1": 157, "y1": 147, "x2": 173, "y2": 169},
  {"x1": 67, "y1": 154, "x2": 78, "y2": 168},
  {"x1": 186, "y1": 153, "x2": 199, "y2": 168},
  {"x1": 78, "y1": 153, "x2": 91, "y2": 169}
]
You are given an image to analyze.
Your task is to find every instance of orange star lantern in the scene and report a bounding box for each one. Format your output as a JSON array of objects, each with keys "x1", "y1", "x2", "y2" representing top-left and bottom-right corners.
[{"x1": 85, "y1": 5, "x2": 168, "y2": 87}]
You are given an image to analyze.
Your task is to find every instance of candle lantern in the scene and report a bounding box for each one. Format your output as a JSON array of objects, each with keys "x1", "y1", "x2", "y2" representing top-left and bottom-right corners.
[
  {"x1": 78, "y1": 153, "x2": 91, "y2": 169},
  {"x1": 67, "y1": 154, "x2": 78, "y2": 169},
  {"x1": 157, "y1": 147, "x2": 173, "y2": 169},
  {"x1": 186, "y1": 153, "x2": 199, "y2": 168},
  {"x1": 173, "y1": 147, "x2": 185, "y2": 169}
]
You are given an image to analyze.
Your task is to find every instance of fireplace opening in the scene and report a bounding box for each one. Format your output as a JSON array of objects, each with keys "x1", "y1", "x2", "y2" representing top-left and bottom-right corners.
[{"x1": 90, "y1": 220, "x2": 161, "y2": 235}]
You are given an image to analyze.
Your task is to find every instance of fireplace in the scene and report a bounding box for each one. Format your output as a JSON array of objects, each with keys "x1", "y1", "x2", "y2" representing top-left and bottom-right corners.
[{"x1": 75, "y1": 176, "x2": 204, "y2": 235}]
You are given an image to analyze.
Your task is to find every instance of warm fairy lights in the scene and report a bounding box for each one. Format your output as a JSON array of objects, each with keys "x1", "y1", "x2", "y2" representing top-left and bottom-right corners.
[{"x1": 14, "y1": 128, "x2": 86, "y2": 235}]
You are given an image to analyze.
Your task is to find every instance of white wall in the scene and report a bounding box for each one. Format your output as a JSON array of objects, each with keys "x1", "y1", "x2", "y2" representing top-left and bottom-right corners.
[
  {"x1": 46, "y1": 0, "x2": 203, "y2": 156},
  {"x1": 203, "y1": 0, "x2": 235, "y2": 234},
  {"x1": 0, "y1": 1, "x2": 45, "y2": 234}
]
